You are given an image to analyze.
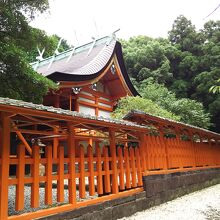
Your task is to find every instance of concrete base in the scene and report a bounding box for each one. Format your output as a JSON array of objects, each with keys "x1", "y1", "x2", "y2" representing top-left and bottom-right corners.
[{"x1": 39, "y1": 168, "x2": 220, "y2": 220}]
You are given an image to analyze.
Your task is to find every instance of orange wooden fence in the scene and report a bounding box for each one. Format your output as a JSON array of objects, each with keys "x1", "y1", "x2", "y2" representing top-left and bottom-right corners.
[{"x1": 0, "y1": 102, "x2": 220, "y2": 220}]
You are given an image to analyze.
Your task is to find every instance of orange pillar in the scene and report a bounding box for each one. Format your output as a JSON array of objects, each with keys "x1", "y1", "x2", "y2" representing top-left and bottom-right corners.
[
  {"x1": 53, "y1": 127, "x2": 59, "y2": 159},
  {"x1": 15, "y1": 144, "x2": 25, "y2": 211},
  {"x1": 0, "y1": 113, "x2": 11, "y2": 220},
  {"x1": 68, "y1": 124, "x2": 76, "y2": 205}
]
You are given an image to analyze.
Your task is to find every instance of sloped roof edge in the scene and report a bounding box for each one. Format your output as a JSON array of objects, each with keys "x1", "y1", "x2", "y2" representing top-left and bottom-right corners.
[{"x1": 123, "y1": 110, "x2": 220, "y2": 138}]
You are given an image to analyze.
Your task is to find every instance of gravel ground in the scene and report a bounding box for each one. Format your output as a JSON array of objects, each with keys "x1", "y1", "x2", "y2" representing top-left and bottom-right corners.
[
  {"x1": 8, "y1": 184, "x2": 98, "y2": 216},
  {"x1": 119, "y1": 184, "x2": 220, "y2": 220}
]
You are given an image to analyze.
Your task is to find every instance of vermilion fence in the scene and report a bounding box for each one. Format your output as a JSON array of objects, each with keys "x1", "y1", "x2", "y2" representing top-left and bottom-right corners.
[{"x1": 0, "y1": 99, "x2": 220, "y2": 220}]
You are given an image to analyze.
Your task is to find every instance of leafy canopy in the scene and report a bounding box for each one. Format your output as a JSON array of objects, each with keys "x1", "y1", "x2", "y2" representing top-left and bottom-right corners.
[
  {"x1": 139, "y1": 80, "x2": 211, "y2": 129},
  {"x1": 121, "y1": 15, "x2": 220, "y2": 131},
  {"x1": 112, "y1": 96, "x2": 180, "y2": 121},
  {"x1": 0, "y1": 0, "x2": 64, "y2": 103}
]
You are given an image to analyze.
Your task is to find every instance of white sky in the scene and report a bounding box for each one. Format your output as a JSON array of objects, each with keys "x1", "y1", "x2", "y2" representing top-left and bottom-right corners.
[{"x1": 31, "y1": 0, "x2": 220, "y2": 46}]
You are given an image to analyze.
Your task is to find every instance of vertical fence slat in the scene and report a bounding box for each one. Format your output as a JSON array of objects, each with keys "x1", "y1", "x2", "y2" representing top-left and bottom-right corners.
[
  {"x1": 31, "y1": 145, "x2": 39, "y2": 208},
  {"x1": 103, "y1": 146, "x2": 111, "y2": 193},
  {"x1": 88, "y1": 144, "x2": 95, "y2": 196},
  {"x1": 15, "y1": 144, "x2": 25, "y2": 211},
  {"x1": 139, "y1": 133, "x2": 147, "y2": 172},
  {"x1": 96, "y1": 144, "x2": 103, "y2": 195},
  {"x1": 68, "y1": 125, "x2": 76, "y2": 205},
  {"x1": 57, "y1": 146, "x2": 64, "y2": 202},
  {"x1": 79, "y1": 145, "x2": 86, "y2": 199},
  {"x1": 109, "y1": 129, "x2": 118, "y2": 194},
  {"x1": 135, "y1": 148, "x2": 142, "y2": 186},
  {"x1": 130, "y1": 148, "x2": 137, "y2": 188},
  {"x1": 0, "y1": 113, "x2": 10, "y2": 220},
  {"x1": 45, "y1": 145, "x2": 53, "y2": 205},
  {"x1": 118, "y1": 147, "x2": 125, "y2": 191},
  {"x1": 124, "y1": 147, "x2": 131, "y2": 189}
]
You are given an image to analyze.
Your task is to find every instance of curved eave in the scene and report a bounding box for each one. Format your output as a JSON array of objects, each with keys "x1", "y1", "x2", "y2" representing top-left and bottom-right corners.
[
  {"x1": 114, "y1": 42, "x2": 139, "y2": 96},
  {"x1": 46, "y1": 41, "x2": 139, "y2": 97}
]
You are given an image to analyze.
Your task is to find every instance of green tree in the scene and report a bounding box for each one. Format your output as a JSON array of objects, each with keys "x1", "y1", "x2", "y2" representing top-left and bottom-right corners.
[
  {"x1": 0, "y1": 0, "x2": 58, "y2": 103},
  {"x1": 121, "y1": 36, "x2": 173, "y2": 83},
  {"x1": 139, "y1": 80, "x2": 211, "y2": 129},
  {"x1": 112, "y1": 96, "x2": 180, "y2": 121},
  {"x1": 168, "y1": 15, "x2": 203, "y2": 54}
]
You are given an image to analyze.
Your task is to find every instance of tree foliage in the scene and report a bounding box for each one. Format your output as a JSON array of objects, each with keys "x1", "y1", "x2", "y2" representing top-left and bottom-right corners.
[
  {"x1": 0, "y1": 0, "x2": 68, "y2": 103},
  {"x1": 112, "y1": 96, "x2": 180, "y2": 121},
  {"x1": 139, "y1": 79, "x2": 211, "y2": 128},
  {"x1": 121, "y1": 15, "x2": 220, "y2": 130}
]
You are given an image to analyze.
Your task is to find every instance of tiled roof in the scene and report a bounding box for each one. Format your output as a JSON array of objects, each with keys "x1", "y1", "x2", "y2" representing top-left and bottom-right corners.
[
  {"x1": 0, "y1": 97, "x2": 146, "y2": 129},
  {"x1": 31, "y1": 35, "x2": 139, "y2": 96},
  {"x1": 32, "y1": 36, "x2": 116, "y2": 81},
  {"x1": 123, "y1": 110, "x2": 220, "y2": 138}
]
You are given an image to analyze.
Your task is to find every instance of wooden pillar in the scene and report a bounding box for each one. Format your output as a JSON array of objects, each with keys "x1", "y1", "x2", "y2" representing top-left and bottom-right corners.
[
  {"x1": 69, "y1": 94, "x2": 72, "y2": 111},
  {"x1": 109, "y1": 128, "x2": 118, "y2": 194},
  {"x1": 53, "y1": 127, "x2": 59, "y2": 159},
  {"x1": 54, "y1": 94, "x2": 60, "y2": 108},
  {"x1": 95, "y1": 96, "x2": 99, "y2": 116},
  {"x1": 31, "y1": 145, "x2": 40, "y2": 208},
  {"x1": 15, "y1": 144, "x2": 25, "y2": 211},
  {"x1": 68, "y1": 124, "x2": 76, "y2": 205},
  {"x1": 45, "y1": 145, "x2": 53, "y2": 205},
  {"x1": 74, "y1": 95, "x2": 79, "y2": 112},
  {"x1": 0, "y1": 113, "x2": 11, "y2": 220}
]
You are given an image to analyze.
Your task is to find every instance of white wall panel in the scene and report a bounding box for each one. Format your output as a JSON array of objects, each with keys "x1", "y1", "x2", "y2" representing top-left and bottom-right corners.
[{"x1": 79, "y1": 105, "x2": 95, "y2": 116}]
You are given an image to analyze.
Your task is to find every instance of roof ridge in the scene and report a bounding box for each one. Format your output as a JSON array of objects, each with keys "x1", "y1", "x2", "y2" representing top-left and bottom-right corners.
[{"x1": 31, "y1": 35, "x2": 114, "y2": 70}]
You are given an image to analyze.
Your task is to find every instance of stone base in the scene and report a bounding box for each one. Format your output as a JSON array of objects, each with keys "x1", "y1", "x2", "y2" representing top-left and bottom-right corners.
[
  {"x1": 143, "y1": 167, "x2": 220, "y2": 205},
  {"x1": 39, "y1": 168, "x2": 220, "y2": 220}
]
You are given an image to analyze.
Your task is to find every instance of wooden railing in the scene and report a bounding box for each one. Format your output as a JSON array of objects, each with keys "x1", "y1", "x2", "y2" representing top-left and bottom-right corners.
[{"x1": 0, "y1": 104, "x2": 220, "y2": 220}]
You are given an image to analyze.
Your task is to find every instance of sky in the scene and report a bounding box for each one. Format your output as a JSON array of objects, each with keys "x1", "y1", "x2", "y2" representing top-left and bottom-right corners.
[{"x1": 31, "y1": 0, "x2": 220, "y2": 46}]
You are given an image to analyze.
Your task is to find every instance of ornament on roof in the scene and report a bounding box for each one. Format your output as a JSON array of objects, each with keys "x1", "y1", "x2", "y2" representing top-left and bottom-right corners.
[
  {"x1": 33, "y1": 46, "x2": 45, "y2": 70},
  {"x1": 47, "y1": 38, "x2": 63, "y2": 69}
]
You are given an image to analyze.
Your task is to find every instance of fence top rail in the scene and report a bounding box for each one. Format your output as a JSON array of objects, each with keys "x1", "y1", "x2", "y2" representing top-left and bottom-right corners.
[
  {"x1": 0, "y1": 97, "x2": 146, "y2": 131},
  {"x1": 123, "y1": 110, "x2": 220, "y2": 140}
]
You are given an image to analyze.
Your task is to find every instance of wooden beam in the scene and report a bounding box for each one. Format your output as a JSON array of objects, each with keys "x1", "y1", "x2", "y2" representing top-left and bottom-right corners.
[{"x1": 12, "y1": 123, "x2": 32, "y2": 155}]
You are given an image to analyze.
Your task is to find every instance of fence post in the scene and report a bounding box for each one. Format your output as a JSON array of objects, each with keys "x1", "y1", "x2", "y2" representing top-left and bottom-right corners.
[
  {"x1": 109, "y1": 128, "x2": 118, "y2": 194},
  {"x1": 31, "y1": 145, "x2": 40, "y2": 208},
  {"x1": 45, "y1": 145, "x2": 53, "y2": 205},
  {"x1": 139, "y1": 133, "x2": 147, "y2": 172},
  {"x1": 88, "y1": 144, "x2": 95, "y2": 196},
  {"x1": 117, "y1": 147, "x2": 125, "y2": 190},
  {"x1": 0, "y1": 112, "x2": 11, "y2": 220},
  {"x1": 15, "y1": 144, "x2": 25, "y2": 211},
  {"x1": 95, "y1": 142, "x2": 103, "y2": 195},
  {"x1": 79, "y1": 145, "x2": 86, "y2": 199},
  {"x1": 189, "y1": 131, "x2": 197, "y2": 167},
  {"x1": 68, "y1": 124, "x2": 76, "y2": 205},
  {"x1": 57, "y1": 146, "x2": 64, "y2": 202}
]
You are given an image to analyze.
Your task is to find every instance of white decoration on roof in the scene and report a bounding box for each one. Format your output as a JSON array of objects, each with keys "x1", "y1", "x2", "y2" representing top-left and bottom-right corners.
[{"x1": 47, "y1": 38, "x2": 63, "y2": 69}]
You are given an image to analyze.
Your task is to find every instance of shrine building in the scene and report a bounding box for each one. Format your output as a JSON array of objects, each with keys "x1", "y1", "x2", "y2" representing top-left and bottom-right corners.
[{"x1": 32, "y1": 34, "x2": 138, "y2": 118}]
